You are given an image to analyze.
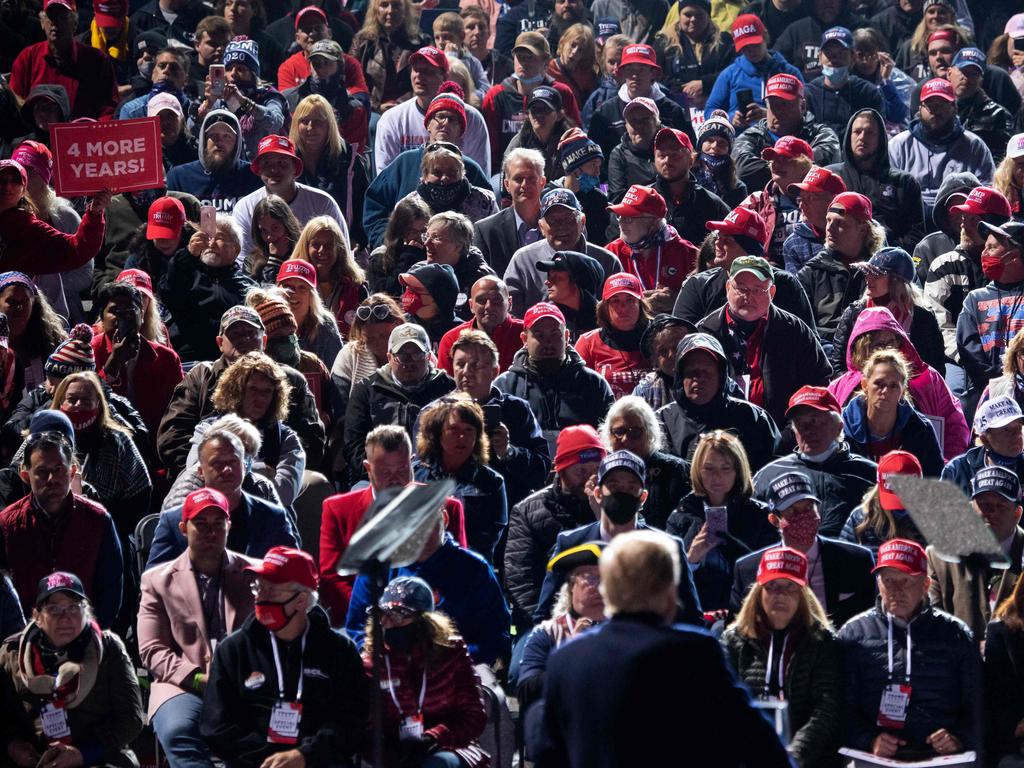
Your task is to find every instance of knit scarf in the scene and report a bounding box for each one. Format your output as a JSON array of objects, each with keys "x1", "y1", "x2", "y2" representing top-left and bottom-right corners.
[
  {"x1": 417, "y1": 178, "x2": 472, "y2": 214},
  {"x1": 90, "y1": 19, "x2": 130, "y2": 62},
  {"x1": 18, "y1": 620, "x2": 103, "y2": 708}
]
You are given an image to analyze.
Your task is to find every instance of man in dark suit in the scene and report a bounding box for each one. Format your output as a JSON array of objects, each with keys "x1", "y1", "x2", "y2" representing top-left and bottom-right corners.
[
  {"x1": 730, "y1": 470, "x2": 875, "y2": 629},
  {"x1": 473, "y1": 147, "x2": 546, "y2": 276},
  {"x1": 533, "y1": 450, "x2": 703, "y2": 625},
  {"x1": 537, "y1": 529, "x2": 793, "y2": 768},
  {"x1": 928, "y1": 465, "x2": 1024, "y2": 639}
]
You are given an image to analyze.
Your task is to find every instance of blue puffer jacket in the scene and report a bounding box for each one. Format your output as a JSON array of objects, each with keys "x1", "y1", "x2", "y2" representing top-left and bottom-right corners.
[
  {"x1": 940, "y1": 444, "x2": 1024, "y2": 498},
  {"x1": 782, "y1": 221, "x2": 825, "y2": 274},
  {"x1": 704, "y1": 50, "x2": 803, "y2": 120},
  {"x1": 837, "y1": 601, "x2": 979, "y2": 753}
]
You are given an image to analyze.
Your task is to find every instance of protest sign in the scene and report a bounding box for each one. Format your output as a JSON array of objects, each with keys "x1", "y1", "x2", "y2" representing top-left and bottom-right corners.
[{"x1": 51, "y1": 117, "x2": 164, "y2": 197}]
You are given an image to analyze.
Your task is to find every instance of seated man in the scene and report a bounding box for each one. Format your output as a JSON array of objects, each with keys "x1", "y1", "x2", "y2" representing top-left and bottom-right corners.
[
  {"x1": 157, "y1": 305, "x2": 325, "y2": 474},
  {"x1": 928, "y1": 466, "x2": 1024, "y2": 639},
  {"x1": 782, "y1": 165, "x2": 847, "y2": 274},
  {"x1": 201, "y1": 547, "x2": 369, "y2": 766},
  {"x1": 839, "y1": 539, "x2": 978, "y2": 760},
  {"x1": 534, "y1": 450, "x2": 703, "y2": 625},
  {"x1": 537, "y1": 250, "x2": 605, "y2": 342},
  {"x1": 732, "y1": 471, "x2": 875, "y2": 629},
  {"x1": 139, "y1": 488, "x2": 255, "y2": 768},
  {"x1": 942, "y1": 396, "x2": 1024, "y2": 496},
  {"x1": 342, "y1": 324, "x2": 455, "y2": 482},
  {"x1": 606, "y1": 97, "x2": 660, "y2": 204},
  {"x1": 399, "y1": 262, "x2": 462, "y2": 349},
  {"x1": 753, "y1": 386, "x2": 877, "y2": 537},
  {"x1": 437, "y1": 277, "x2": 525, "y2": 375},
  {"x1": 319, "y1": 425, "x2": 467, "y2": 626},
  {"x1": 473, "y1": 149, "x2": 547, "y2": 277},
  {"x1": 0, "y1": 429, "x2": 122, "y2": 627},
  {"x1": 147, "y1": 432, "x2": 298, "y2": 567}
]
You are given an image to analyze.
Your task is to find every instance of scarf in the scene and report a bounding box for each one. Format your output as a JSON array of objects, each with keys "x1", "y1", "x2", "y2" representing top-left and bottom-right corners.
[
  {"x1": 624, "y1": 223, "x2": 669, "y2": 253},
  {"x1": 602, "y1": 319, "x2": 649, "y2": 352},
  {"x1": 866, "y1": 294, "x2": 911, "y2": 331},
  {"x1": 90, "y1": 19, "x2": 130, "y2": 62},
  {"x1": 17, "y1": 620, "x2": 103, "y2": 708},
  {"x1": 417, "y1": 177, "x2": 472, "y2": 214}
]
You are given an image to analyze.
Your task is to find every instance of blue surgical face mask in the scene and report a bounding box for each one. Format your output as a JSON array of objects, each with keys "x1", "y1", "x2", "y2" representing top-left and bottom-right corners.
[
  {"x1": 138, "y1": 60, "x2": 154, "y2": 80},
  {"x1": 577, "y1": 172, "x2": 600, "y2": 193},
  {"x1": 516, "y1": 73, "x2": 544, "y2": 86},
  {"x1": 822, "y1": 65, "x2": 849, "y2": 85}
]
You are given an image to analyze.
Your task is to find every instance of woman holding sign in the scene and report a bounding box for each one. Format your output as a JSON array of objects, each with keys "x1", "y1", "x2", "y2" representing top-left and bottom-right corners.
[{"x1": 0, "y1": 160, "x2": 110, "y2": 276}]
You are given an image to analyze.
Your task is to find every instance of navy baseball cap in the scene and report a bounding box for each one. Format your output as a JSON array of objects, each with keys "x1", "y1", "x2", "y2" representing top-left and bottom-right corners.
[
  {"x1": 852, "y1": 247, "x2": 915, "y2": 284},
  {"x1": 952, "y1": 47, "x2": 986, "y2": 73},
  {"x1": 527, "y1": 85, "x2": 561, "y2": 112},
  {"x1": 972, "y1": 466, "x2": 1021, "y2": 502},
  {"x1": 595, "y1": 18, "x2": 621, "y2": 42},
  {"x1": 379, "y1": 576, "x2": 434, "y2": 614},
  {"x1": 821, "y1": 26, "x2": 853, "y2": 48},
  {"x1": 541, "y1": 188, "x2": 582, "y2": 217},
  {"x1": 597, "y1": 449, "x2": 646, "y2": 486},
  {"x1": 768, "y1": 472, "x2": 819, "y2": 512}
]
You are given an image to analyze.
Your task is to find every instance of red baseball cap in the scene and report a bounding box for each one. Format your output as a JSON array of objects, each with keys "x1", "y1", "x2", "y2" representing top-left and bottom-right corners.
[
  {"x1": 294, "y1": 5, "x2": 327, "y2": 29},
  {"x1": 251, "y1": 134, "x2": 304, "y2": 176},
  {"x1": 410, "y1": 46, "x2": 450, "y2": 74},
  {"x1": 785, "y1": 385, "x2": 841, "y2": 418},
  {"x1": 731, "y1": 14, "x2": 766, "y2": 51},
  {"x1": 147, "y1": 196, "x2": 186, "y2": 240},
  {"x1": 761, "y1": 135, "x2": 813, "y2": 162},
  {"x1": 765, "y1": 73, "x2": 804, "y2": 101},
  {"x1": 608, "y1": 185, "x2": 667, "y2": 219},
  {"x1": 116, "y1": 268, "x2": 155, "y2": 300},
  {"x1": 949, "y1": 186, "x2": 1012, "y2": 218},
  {"x1": 927, "y1": 28, "x2": 960, "y2": 48},
  {"x1": 44, "y1": 0, "x2": 76, "y2": 12},
  {"x1": 706, "y1": 206, "x2": 768, "y2": 244},
  {"x1": 654, "y1": 127, "x2": 694, "y2": 153},
  {"x1": 0, "y1": 160, "x2": 27, "y2": 187},
  {"x1": 181, "y1": 487, "x2": 230, "y2": 523},
  {"x1": 757, "y1": 547, "x2": 808, "y2": 587},
  {"x1": 877, "y1": 451, "x2": 923, "y2": 512},
  {"x1": 828, "y1": 191, "x2": 873, "y2": 221},
  {"x1": 619, "y1": 43, "x2": 661, "y2": 72},
  {"x1": 872, "y1": 538, "x2": 928, "y2": 576},
  {"x1": 787, "y1": 166, "x2": 847, "y2": 197},
  {"x1": 523, "y1": 301, "x2": 566, "y2": 330},
  {"x1": 553, "y1": 425, "x2": 606, "y2": 472},
  {"x1": 276, "y1": 259, "x2": 318, "y2": 289},
  {"x1": 920, "y1": 77, "x2": 956, "y2": 103},
  {"x1": 602, "y1": 272, "x2": 644, "y2": 301},
  {"x1": 93, "y1": 0, "x2": 128, "y2": 26},
  {"x1": 245, "y1": 546, "x2": 318, "y2": 590}
]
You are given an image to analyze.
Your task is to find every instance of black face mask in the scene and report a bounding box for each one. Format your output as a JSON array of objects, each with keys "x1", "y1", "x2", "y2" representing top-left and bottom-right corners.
[
  {"x1": 383, "y1": 623, "x2": 419, "y2": 652},
  {"x1": 601, "y1": 491, "x2": 641, "y2": 525}
]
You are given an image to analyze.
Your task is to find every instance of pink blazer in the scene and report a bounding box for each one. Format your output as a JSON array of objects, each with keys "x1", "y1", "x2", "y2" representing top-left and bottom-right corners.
[{"x1": 138, "y1": 549, "x2": 256, "y2": 717}]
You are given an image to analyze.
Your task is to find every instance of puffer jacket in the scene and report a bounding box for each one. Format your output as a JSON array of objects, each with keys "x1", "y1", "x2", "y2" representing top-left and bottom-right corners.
[
  {"x1": 722, "y1": 626, "x2": 843, "y2": 768},
  {"x1": 782, "y1": 221, "x2": 825, "y2": 275},
  {"x1": 837, "y1": 600, "x2": 978, "y2": 753},
  {"x1": 504, "y1": 482, "x2": 597, "y2": 626},
  {"x1": 832, "y1": 299, "x2": 946, "y2": 374},
  {"x1": 641, "y1": 450, "x2": 692, "y2": 530},
  {"x1": 732, "y1": 112, "x2": 842, "y2": 194},
  {"x1": 797, "y1": 247, "x2": 868, "y2": 343},
  {"x1": 704, "y1": 49, "x2": 803, "y2": 121},
  {"x1": 752, "y1": 445, "x2": 878, "y2": 539},
  {"x1": 656, "y1": 335, "x2": 781, "y2": 471},
  {"x1": 841, "y1": 396, "x2": 945, "y2": 476},
  {"x1": 828, "y1": 306, "x2": 967, "y2": 461},
  {"x1": 607, "y1": 131, "x2": 655, "y2": 204},
  {"x1": 957, "y1": 90, "x2": 1014, "y2": 163}
]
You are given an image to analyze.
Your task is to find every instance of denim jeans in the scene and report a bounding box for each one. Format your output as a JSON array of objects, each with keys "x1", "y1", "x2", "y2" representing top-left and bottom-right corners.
[
  {"x1": 151, "y1": 692, "x2": 215, "y2": 768},
  {"x1": 421, "y1": 752, "x2": 463, "y2": 768}
]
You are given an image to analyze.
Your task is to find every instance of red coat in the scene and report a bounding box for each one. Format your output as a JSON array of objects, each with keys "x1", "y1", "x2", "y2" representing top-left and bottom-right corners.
[
  {"x1": 575, "y1": 328, "x2": 653, "y2": 399},
  {"x1": 319, "y1": 486, "x2": 467, "y2": 626},
  {"x1": 0, "y1": 207, "x2": 104, "y2": 274},
  {"x1": 93, "y1": 331, "x2": 184, "y2": 436},
  {"x1": 363, "y1": 637, "x2": 489, "y2": 767},
  {"x1": 436, "y1": 315, "x2": 525, "y2": 375},
  {"x1": 606, "y1": 228, "x2": 698, "y2": 293},
  {"x1": 10, "y1": 41, "x2": 118, "y2": 119}
]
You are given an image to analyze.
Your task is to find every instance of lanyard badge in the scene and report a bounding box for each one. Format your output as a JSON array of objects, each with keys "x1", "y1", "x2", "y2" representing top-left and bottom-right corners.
[
  {"x1": 877, "y1": 615, "x2": 912, "y2": 730},
  {"x1": 41, "y1": 700, "x2": 72, "y2": 742},
  {"x1": 266, "y1": 631, "x2": 306, "y2": 745},
  {"x1": 385, "y1": 655, "x2": 427, "y2": 742}
]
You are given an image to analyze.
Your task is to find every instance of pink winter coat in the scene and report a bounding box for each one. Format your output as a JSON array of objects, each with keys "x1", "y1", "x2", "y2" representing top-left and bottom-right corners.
[{"x1": 827, "y1": 306, "x2": 969, "y2": 461}]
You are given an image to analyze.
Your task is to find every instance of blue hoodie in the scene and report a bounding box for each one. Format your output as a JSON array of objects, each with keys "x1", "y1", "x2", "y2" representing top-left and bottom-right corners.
[
  {"x1": 165, "y1": 109, "x2": 262, "y2": 213},
  {"x1": 841, "y1": 395, "x2": 944, "y2": 476},
  {"x1": 704, "y1": 51, "x2": 803, "y2": 121}
]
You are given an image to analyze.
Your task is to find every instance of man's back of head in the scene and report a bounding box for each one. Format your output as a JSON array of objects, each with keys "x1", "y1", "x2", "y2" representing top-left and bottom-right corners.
[{"x1": 599, "y1": 529, "x2": 679, "y2": 623}]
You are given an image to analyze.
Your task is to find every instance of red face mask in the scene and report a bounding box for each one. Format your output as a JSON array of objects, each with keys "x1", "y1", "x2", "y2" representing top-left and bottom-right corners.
[
  {"x1": 60, "y1": 406, "x2": 99, "y2": 432},
  {"x1": 401, "y1": 288, "x2": 425, "y2": 315},
  {"x1": 778, "y1": 506, "x2": 820, "y2": 550},
  {"x1": 982, "y1": 254, "x2": 1006, "y2": 281},
  {"x1": 255, "y1": 593, "x2": 299, "y2": 632}
]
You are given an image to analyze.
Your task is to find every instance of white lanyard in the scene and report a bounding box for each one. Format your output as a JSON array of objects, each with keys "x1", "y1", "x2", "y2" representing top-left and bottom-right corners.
[
  {"x1": 886, "y1": 614, "x2": 912, "y2": 684},
  {"x1": 384, "y1": 655, "x2": 427, "y2": 717},
  {"x1": 632, "y1": 244, "x2": 662, "y2": 292},
  {"x1": 565, "y1": 614, "x2": 576, "y2": 635},
  {"x1": 763, "y1": 632, "x2": 788, "y2": 698},
  {"x1": 269, "y1": 627, "x2": 307, "y2": 701}
]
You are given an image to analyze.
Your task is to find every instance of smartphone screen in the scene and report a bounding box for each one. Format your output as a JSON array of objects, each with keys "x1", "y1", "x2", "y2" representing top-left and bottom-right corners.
[
  {"x1": 1015, "y1": 38, "x2": 1024, "y2": 53},
  {"x1": 200, "y1": 204, "x2": 217, "y2": 237},
  {"x1": 705, "y1": 506, "x2": 728, "y2": 540},
  {"x1": 210, "y1": 64, "x2": 226, "y2": 99},
  {"x1": 736, "y1": 88, "x2": 754, "y2": 113}
]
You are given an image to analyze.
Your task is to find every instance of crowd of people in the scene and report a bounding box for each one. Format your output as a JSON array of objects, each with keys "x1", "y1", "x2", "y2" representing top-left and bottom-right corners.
[{"x1": 4, "y1": 0, "x2": 1024, "y2": 764}]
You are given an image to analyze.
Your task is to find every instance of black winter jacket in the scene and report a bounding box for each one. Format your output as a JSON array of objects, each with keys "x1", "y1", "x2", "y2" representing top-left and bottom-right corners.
[
  {"x1": 478, "y1": 387, "x2": 551, "y2": 508},
  {"x1": 643, "y1": 174, "x2": 730, "y2": 251},
  {"x1": 732, "y1": 113, "x2": 842, "y2": 193},
  {"x1": 673, "y1": 264, "x2": 816, "y2": 330},
  {"x1": 831, "y1": 300, "x2": 946, "y2": 374},
  {"x1": 805, "y1": 75, "x2": 885, "y2": 139},
  {"x1": 657, "y1": 30, "x2": 737, "y2": 99},
  {"x1": 607, "y1": 132, "x2": 655, "y2": 204},
  {"x1": 589, "y1": 89, "x2": 694, "y2": 168},
  {"x1": 642, "y1": 450, "x2": 692, "y2": 530},
  {"x1": 837, "y1": 601, "x2": 979, "y2": 754},
  {"x1": 797, "y1": 248, "x2": 868, "y2": 343},
  {"x1": 958, "y1": 91, "x2": 1015, "y2": 163},
  {"x1": 774, "y1": 10, "x2": 869, "y2": 79}
]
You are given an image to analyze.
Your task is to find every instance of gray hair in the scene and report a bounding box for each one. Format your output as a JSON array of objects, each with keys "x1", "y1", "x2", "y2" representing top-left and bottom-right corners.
[
  {"x1": 428, "y1": 211, "x2": 474, "y2": 255},
  {"x1": 216, "y1": 213, "x2": 243, "y2": 248},
  {"x1": 599, "y1": 396, "x2": 663, "y2": 456},
  {"x1": 198, "y1": 427, "x2": 246, "y2": 462},
  {"x1": 205, "y1": 414, "x2": 262, "y2": 459},
  {"x1": 365, "y1": 424, "x2": 412, "y2": 455},
  {"x1": 502, "y1": 147, "x2": 546, "y2": 178}
]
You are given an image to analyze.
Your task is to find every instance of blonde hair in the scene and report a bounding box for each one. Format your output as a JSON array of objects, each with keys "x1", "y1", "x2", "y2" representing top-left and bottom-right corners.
[
  {"x1": 689, "y1": 430, "x2": 753, "y2": 500},
  {"x1": 862, "y1": 349, "x2": 911, "y2": 404},
  {"x1": 601, "y1": 34, "x2": 631, "y2": 75},
  {"x1": 658, "y1": 3, "x2": 724, "y2": 60},
  {"x1": 355, "y1": 0, "x2": 419, "y2": 44},
  {"x1": 445, "y1": 58, "x2": 478, "y2": 108},
  {"x1": 995, "y1": 154, "x2": 1022, "y2": 209},
  {"x1": 289, "y1": 94, "x2": 344, "y2": 166},
  {"x1": 911, "y1": 19, "x2": 968, "y2": 58},
  {"x1": 292, "y1": 216, "x2": 366, "y2": 286},
  {"x1": 363, "y1": 610, "x2": 459, "y2": 662},
  {"x1": 52, "y1": 372, "x2": 131, "y2": 437},
  {"x1": 1004, "y1": 329, "x2": 1024, "y2": 376},
  {"x1": 558, "y1": 23, "x2": 599, "y2": 76},
  {"x1": 854, "y1": 485, "x2": 902, "y2": 543},
  {"x1": 274, "y1": 260, "x2": 337, "y2": 341},
  {"x1": 211, "y1": 351, "x2": 292, "y2": 423},
  {"x1": 599, "y1": 530, "x2": 679, "y2": 616},
  {"x1": 729, "y1": 581, "x2": 832, "y2": 642}
]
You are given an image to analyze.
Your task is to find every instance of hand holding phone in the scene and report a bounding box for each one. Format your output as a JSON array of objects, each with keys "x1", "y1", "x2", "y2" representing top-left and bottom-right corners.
[
  {"x1": 200, "y1": 204, "x2": 217, "y2": 238},
  {"x1": 209, "y1": 64, "x2": 226, "y2": 99},
  {"x1": 705, "y1": 506, "x2": 728, "y2": 541}
]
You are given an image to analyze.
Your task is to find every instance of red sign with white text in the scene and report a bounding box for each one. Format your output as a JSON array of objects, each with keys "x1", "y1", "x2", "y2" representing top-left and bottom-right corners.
[{"x1": 51, "y1": 117, "x2": 164, "y2": 196}]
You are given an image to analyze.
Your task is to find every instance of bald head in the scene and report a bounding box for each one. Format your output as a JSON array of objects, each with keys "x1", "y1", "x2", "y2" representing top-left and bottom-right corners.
[{"x1": 470, "y1": 276, "x2": 510, "y2": 332}]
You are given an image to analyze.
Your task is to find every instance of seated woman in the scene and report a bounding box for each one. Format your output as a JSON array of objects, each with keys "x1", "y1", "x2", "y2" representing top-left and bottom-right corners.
[
  {"x1": 401, "y1": 143, "x2": 497, "y2": 223},
  {"x1": 0, "y1": 272, "x2": 67, "y2": 401},
  {"x1": 420, "y1": 211, "x2": 494, "y2": 319},
  {"x1": 188, "y1": 351, "x2": 304, "y2": 507},
  {"x1": 656, "y1": 1, "x2": 735, "y2": 111},
  {"x1": 122, "y1": 196, "x2": 195, "y2": 294},
  {"x1": 331, "y1": 293, "x2": 405, "y2": 402},
  {"x1": 840, "y1": 349, "x2": 944, "y2": 476},
  {"x1": 574, "y1": 273, "x2": 654, "y2": 399},
  {"x1": 276, "y1": 259, "x2": 343, "y2": 367},
  {"x1": 0, "y1": 571, "x2": 144, "y2": 768},
  {"x1": 245, "y1": 194, "x2": 301, "y2": 282},
  {"x1": 414, "y1": 397, "x2": 507, "y2": 565},
  {"x1": 292, "y1": 216, "x2": 369, "y2": 339},
  {"x1": 368, "y1": 196, "x2": 431, "y2": 298},
  {"x1": 721, "y1": 548, "x2": 841, "y2": 768},
  {"x1": 632, "y1": 314, "x2": 693, "y2": 411},
  {"x1": 548, "y1": 25, "x2": 600, "y2": 113},
  {"x1": 840, "y1": 450, "x2": 927, "y2": 556},
  {"x1": 114, "y1": 268, "x2": 169, "y2": 346},
  {"x1": 693, "y1": 111, "x2": 746, "y2": 207},
  {"x1": 363, "y1": 575, "x2": 487, "y2": 768},
  {"x1": 667, "y1": 430, "x2": 778, "y2": 612},
  {"x1": 507, "y1": 85, "x2": 575, "y2": 183},
  {"x1": 351, "y1": 0, "x2": 427, "y2": 113},
  {"x1": 828, "y1": 306, "x2": 968, "y2": 463}
]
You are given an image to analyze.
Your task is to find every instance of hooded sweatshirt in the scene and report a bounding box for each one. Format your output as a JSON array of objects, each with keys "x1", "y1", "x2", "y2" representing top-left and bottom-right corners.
[
  {"x1": 165, "y1": 109, "x2": 262, "y2": 213},
  {"x1": 841, "y1": 393, "x2": 945, "y2": 476},
  {"x1": 826, "y1": 109, "x2": 925, "y2": 255},
  {"x1": 828, "y1": 306, "x2": 969, "y2": 461},
  {"x1": 704, "y1": 50, "x2": 804, "y2": 121},
  {"x1": 913, "y1": 171, "x2": 979, "y2": 282}
]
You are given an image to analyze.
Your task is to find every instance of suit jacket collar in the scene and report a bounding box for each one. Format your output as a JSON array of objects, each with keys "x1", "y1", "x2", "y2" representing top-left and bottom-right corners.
[{"x1": 169, "y1": 548, "x2": 253, "y2": 645}]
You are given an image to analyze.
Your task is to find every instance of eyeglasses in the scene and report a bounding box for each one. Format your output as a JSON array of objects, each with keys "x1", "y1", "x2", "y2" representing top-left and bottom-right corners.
[
  {"x1": 763, "y1": 581, "x2": 800, "y2": 596},
  {"x1": 610, "y1": 426, "x2": 645, "y2": 440},
  {"x1": 428, "y1": 112, "x2": 459, "y2": 125},
  {"x1": 42, "y1": 602, "x2": 83, "y2": 617},
  {"x1": 250, "y1": 582, "x2": 299, "y2": 600},
  {"x1": 356, "y1": 304, "x2": 394, "y2": 323},
  {"x1": 730, "y1": 284, "x2": 772, "y2": 297},
  {"x1": 394, "y1": 350, "x2": 426, "y2": 363}
]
